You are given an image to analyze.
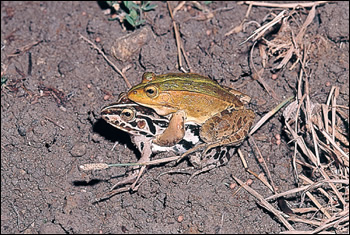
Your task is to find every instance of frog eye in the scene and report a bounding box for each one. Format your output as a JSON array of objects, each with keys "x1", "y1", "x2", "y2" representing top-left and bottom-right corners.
[
  {"x1": 145, "y1": 85, "x2": 158, "y2": 98},
  {"x1": 121, "y1": 108, "x2": 136, "y2": 122}
]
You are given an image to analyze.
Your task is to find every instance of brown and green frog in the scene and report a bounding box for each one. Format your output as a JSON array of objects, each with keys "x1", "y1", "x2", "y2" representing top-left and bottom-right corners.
[
  {"x1": 100, "y1": 93, "x2": 231, "y2": 190},
  {"x1": 127, "y1": 72, "x2": 255, "y2": 157}
]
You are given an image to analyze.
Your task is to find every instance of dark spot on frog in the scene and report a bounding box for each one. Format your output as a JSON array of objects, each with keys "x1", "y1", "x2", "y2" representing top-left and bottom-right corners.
[
  {"x1": 234, "y1": 133, "x2": 241, "y2": 140},
  {"x1": 124, "y1": 126, "x2": 133, "y2": 132},
  {"x1": 242, "y1": 130, "x2": 248, "y2": 137},
  {"x1": 236, "y1": 116, "x2": 242, "y2": 128}
]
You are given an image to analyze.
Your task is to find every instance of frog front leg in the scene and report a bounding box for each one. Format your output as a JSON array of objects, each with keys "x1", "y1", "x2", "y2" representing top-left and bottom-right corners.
[
  {"x1": 110, "y1": 135, "x2": 152, "y2": 191},
  {"x1": 153, "y1": 110, "x2": 186, "y2": 147}
]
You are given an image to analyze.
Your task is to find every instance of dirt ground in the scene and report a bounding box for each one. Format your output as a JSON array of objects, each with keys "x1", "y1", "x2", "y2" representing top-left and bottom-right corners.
[{"x1": 1, "y1": 1, "x2": 348, "y2": 234}]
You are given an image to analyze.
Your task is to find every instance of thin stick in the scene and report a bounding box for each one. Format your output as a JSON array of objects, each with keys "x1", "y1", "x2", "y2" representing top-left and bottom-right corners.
[
  {"x1": 231, "y1": 174, "x2": 295, "y2": 231},
  {"x1": 249, "y1": 137, "x2": 276, "y2": 193},
  {"x1": 79, "y1": 33, "x2": 132, "y2": 89},
  {"x1": 95, "y1": 186, "x2": 131, "y2": 202},
  {"x1": 167, "y1": 2, "x2": 192, "y2": 72},
  {"x1": 238, "y1": 1, "x2": 329, "y2": 9},
  {"x1": 7, "y1": 40, "x2": 43, "y2": 58},
  {"x1": 44, "y1": 116, "x2": 65, "y2": 130},
  {"x1": 237, "y1": 149, "x2": 274, "y2": 192},
  {"x1": 265, "y1": 179, "x2": 348, "y2": 201},
  {"x1": 318, "y1": 128, "x2": 349, "y2": 160},
  {"x1": 331, "y1": 87, "x2": 339, "y2": 142},
  {"x1": 249, "y1": 96, "x2": 294, "y2": 136},
  {"x1": 249, "y1": 42, "x2": 279, "y2": 100}
]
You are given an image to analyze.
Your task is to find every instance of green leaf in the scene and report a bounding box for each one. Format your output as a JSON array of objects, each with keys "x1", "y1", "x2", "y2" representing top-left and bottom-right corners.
[
  {"x1": 129, "y1": 9, "x2": 138, "y2": 20},
  {"x1": 125, "y1": 15, "x2": 136, "y2": 27},
  {"x1": 108, "y1": 17, "x2": 119, "y2": 21},
  {"x1": 1, "y1": 76, "x2": 8, "y2": 86},
  {"x1": 135, "y1": 19, "x2": 145, "y2": 26},
  {"x1": 142, "y1": 3, "x2": 157, "y2": 11},
  {"x1": 123, "y1": 1, "x2": 139, "y2": 11},
  {"x1": 123, "y1": 1, "x2": 131, "y2": 10}
]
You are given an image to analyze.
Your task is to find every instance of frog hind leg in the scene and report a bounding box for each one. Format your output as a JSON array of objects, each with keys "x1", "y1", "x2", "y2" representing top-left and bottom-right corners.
[
  {"x1": 199, "y1": 108, "x2": 255, "y2": 154},
  {"x1": 153, "y1": 110, "x2": 186, "y2": 147}
]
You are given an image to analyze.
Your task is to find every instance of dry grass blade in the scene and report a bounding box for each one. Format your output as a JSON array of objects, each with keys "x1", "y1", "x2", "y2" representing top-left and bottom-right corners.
[
  {"x1": 249, "y1": 96, "x2": 294, "y2": 136},
  {"x1": 240, "y1": 10, "x2": 287, "y2": 45},
  {"x1": 238, "y1": 1, "x2": 329, "y2": 9},
  {"x1": 319, "y1": 129, "x2": 349, "y2": 161},
  {"x1": 305, "y1": 191, "x2": 331, "y2": 218},
  {"x1": 282, "y1": 75, "x2": 348, "y2": 232},
  {"x1": 237, "y1": 149, "x2": 274, "y2": 192},
  {"x1": 243, "y1": 3, "x2": 328, "y2": 76},
  {"x1": 249, "y1": 137, "x2": 276, "y2": 192},
  {"x1": 265, "y1": 179, "x2": 348, "y2": 201},
  {"x1": 234, "y1": 2, "x2": 348, "y2": 233},
  {"x1": 231, "y1": 174, "x2": 295, "y2": 231},
  {"x1": 313, "y1": 206, "x2": 349, "y2": 233}
]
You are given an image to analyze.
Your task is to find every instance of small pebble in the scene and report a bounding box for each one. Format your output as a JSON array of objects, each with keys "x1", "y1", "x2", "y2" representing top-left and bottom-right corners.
[
  {"x1": 70, "y1": 142, "x2": 87, "y2": 157},
  {"x1": 177, "y1": 215, "x2": 184, "y2": 223},
  {"x1": 275, "y1": 134, "x2": 281, "y2": 140},
  {"x1": 275, "y1": 134, "x2": 281, "y2": 145},
  {"x1": 17, "y1": 125, "x2": 26, "y2": 136},
  {"x1": 246, "y1": 179, "x2": 253, "y2": 186},
  {"x1": 229, "y1": 182, "x2": 237, "y2": 189},
  {"x1": 104, "y1": 94, "x2": 111, "y2": 100}
]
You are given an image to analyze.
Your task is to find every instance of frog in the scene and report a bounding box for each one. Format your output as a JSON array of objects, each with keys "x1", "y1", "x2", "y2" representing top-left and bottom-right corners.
[
  {"x1": 127, "y1": 72, "x2": 255, "y2": 158},
  {"x1": 100, "y1": 92, "x2": 231, "y2": 191}
]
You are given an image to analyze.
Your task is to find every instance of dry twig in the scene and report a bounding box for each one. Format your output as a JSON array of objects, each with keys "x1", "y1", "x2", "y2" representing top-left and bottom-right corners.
[
  {"x1": 79, "y1": 33, "x2": 131, "y2": 88},
  {"x1": 167, "y1": 2, "x2": 192, "y2": 73}
]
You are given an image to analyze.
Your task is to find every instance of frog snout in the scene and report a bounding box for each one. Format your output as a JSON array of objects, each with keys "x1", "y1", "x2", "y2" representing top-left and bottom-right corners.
[{"x1": 128, "y1": 90, "x2": 138, "y2": 96}]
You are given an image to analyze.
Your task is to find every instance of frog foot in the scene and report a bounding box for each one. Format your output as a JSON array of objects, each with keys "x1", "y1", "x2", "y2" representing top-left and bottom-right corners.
[
  {"x1": 110, "y1": 165, "x2": 147, "y2": 191},
  {"x1": 186, "y1": 147, "x2": 231, "y2": 183}
]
